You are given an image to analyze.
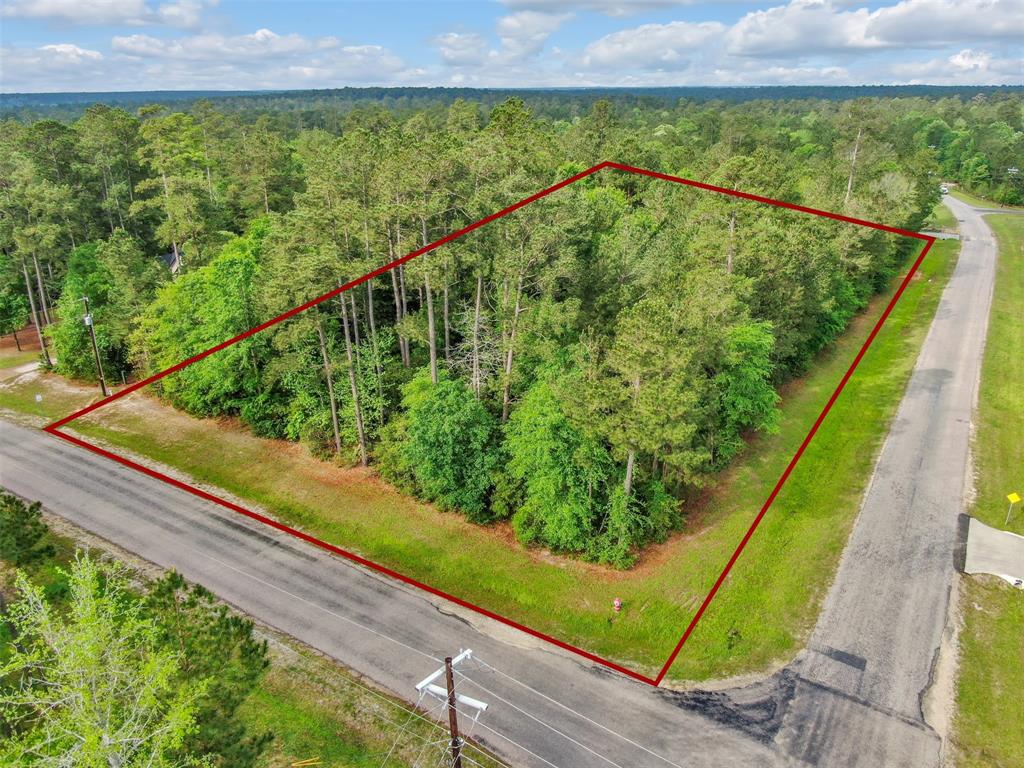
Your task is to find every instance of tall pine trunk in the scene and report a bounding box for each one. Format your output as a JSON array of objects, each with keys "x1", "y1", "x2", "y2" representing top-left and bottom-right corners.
[
  {"x1": 726, "y1": 210, "x2": 736, "y2": 274},
  {"x1": 443, "y1": 279, "x2": 451, "y2": 362},
  {"x1": 623, "y1": 450, "x2": 636, "y2": 501},
  {"x1": 23, "y1": 261, "x2": 51, "y2": 366},
  {"x1": 339, "y1": 297, "x2": 368, "y2": 466},
  {"x1": 161, "y1": 172, "x2": 180, "y2": 265},
  {"x1": 500, "y1": 273, "x2": 524, "y2": 423},
  {"x1": 844, "y1": 126, "x2": 862, "y2": 207},
  {"x1": 421, "y1": 218, "x2": 438, "y2": 384},
  {"x1": 386, "y1": 223, "x2": 409, "y2": 367},
  {"x1": 623, "y1": 375, "x2": 642, "y2": 500},
  {"x1": 32, "y1": 254, "x2": 51, "y2": 327},
  {"x1": 472, "y1": 273, "x2": 483, "y2": 397},
  {"x1": 315, "y1": 316, "x2": 342, "y2": 456},
  {"x1": 399, "y1": 263, "x2": 410, "y2": 364}
]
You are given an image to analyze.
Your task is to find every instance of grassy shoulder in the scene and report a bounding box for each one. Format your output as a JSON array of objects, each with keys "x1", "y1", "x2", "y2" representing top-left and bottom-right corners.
[
  {"x1": 924, "y1": 200, "x2": 958, "y2": 231},
  {"x1": 953, "y1": 213, "x2": 1024, "y2": 768},
  {"x1": 949, "y1": 187, "x2": 1024, "y2": 211},
  {"x1": 0, "y1": 239, "x2": 958, "y2": 681}
]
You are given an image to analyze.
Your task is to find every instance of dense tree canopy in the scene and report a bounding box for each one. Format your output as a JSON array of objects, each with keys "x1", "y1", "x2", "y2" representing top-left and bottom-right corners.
[{"x1": 1, "y1": 90, "x2": 1020, "y2": 565}]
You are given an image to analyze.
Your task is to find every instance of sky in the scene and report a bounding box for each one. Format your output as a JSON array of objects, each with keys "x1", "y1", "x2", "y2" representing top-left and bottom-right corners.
[{"x1": 0, "y1": 0, "x2": 1021, "y2": 93}]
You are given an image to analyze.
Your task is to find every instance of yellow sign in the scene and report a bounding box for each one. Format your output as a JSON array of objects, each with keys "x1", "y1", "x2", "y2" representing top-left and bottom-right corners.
[{"x1": 1009, "y1": 492, "x2": 1022, "y2": 504}]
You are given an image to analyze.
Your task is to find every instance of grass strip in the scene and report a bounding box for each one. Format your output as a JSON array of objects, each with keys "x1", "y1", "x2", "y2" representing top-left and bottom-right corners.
[{"x1": 953, "y1": 213, "x2": 1024, "y2": 767}]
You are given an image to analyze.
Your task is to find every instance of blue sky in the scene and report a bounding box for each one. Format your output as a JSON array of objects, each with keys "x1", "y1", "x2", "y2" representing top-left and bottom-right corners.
[{"x1": 1, "y1": 0, "x2": 1021, "y2": 92}]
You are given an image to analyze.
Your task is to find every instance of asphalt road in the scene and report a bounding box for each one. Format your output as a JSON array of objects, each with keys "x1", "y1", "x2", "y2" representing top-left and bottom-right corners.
[
  {"x1": 0, "y1": 196, "x2": 996, "y2": 767},
  {"x1": 0, "y1": 418, "x2": 785, "y2": 768},
  {"x1": 774, "y1": 194, "x2": 998, "y2": 766}
]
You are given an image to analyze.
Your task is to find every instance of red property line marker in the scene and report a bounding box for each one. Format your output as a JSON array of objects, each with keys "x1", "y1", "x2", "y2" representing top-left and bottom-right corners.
[{"x1": 44, "y1": 162, "x2": 936, "y2": 687}]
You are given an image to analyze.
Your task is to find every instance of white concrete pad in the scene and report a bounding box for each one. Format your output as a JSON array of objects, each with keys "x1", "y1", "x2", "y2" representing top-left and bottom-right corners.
[{"x1": 965, "y1": 517, "x2": 1024, "y2": 588}]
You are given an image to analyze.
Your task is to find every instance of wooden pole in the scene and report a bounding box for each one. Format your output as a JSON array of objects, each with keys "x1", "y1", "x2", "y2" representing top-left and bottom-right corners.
[
  {"x1": 444, "y1": 657, "x2": 463, "y2": 768},
  {"x1": 82, "y1": 296, "x2": 109, "y2": 397}
]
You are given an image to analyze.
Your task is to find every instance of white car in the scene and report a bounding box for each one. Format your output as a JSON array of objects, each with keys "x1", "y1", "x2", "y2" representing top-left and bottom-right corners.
[{"x1": 940, "y1": 185, "x2": 949, "y2": 194}]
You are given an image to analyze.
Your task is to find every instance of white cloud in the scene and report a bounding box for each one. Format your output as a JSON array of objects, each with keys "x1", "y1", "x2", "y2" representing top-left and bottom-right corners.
[
  {"x1": 726, "y1": 0, "x2": 1024, "y2": 57},
  {"x1": 496, "y1": 10, "x2": 572, "y2": 60},
  {"x1": 3, "y1": 0, "x2": 1021, "y2": 91},
  {"x1": 726, "y1": 0, "x2": 878, "y2": 57},
  {"x1": 155, "y1": 0, "x2": 206, "y2": 27},
  {"x1": 1, "y1": 0, "x2": 215, "y2": 27},
  {"x1": 581, "y1": 20, "x2": 725, "y2": 70},
  {"x1": 866, "y1": 0, "x2": 1023, "y2": 46},
  {"x1": 0, "y1": 43, "x2": 106, "y2": 91},
  {"x1": 889, "y1": 48, "x2": 1023, "y2": 84},
  {"x1": 433, "y1": 32, "x2": 490, "y2": 66},
  {"x1": 501, "y1": 0, "x2": 699, "y2": 17},
  {"x1": 2, "y1": 28, "x2": 411, "y2": 91},
  {"x1": 38, "y1": 43, "x2": 104, "y2": 62},
  {"x1": 112, "y1": 28, "x2": 337, "y2": 61}
]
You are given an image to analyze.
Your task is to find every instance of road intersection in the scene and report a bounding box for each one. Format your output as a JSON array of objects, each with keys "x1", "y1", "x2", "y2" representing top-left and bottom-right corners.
[{"x1": 0, "y1": 196, "x2": 998, "y2": 766}]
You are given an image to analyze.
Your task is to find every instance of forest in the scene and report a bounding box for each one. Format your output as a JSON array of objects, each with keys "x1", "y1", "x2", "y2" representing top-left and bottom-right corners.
[{"x1": 1, "y1": 90, "x2": 1021, "y2": 567}]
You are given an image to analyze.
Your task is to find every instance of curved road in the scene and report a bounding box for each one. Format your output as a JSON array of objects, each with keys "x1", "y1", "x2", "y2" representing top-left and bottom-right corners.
[{"x1": 0, "y1": 196, "x2": 998, "y2": 766}]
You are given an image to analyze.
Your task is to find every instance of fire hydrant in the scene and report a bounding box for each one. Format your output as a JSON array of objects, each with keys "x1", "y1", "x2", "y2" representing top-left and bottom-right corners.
[{"x1": 613, "y1": 598, "x2": 622, "y2": 613}]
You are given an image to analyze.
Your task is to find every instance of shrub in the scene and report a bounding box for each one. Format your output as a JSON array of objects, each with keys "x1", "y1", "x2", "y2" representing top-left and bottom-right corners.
[
  {"x1": 402, "y1": 368, "x2": 498, "y2": 520},
  {"x1": 0, "y1": 492, "x2": 54, "y2": 567}
]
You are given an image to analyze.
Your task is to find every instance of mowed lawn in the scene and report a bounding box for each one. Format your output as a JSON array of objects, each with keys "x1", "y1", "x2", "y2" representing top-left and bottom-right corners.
[
  {"x1": 0, "y1": 237, "x2": 957, "y2": 682},
  {"x1": 949, "y1": 187, "x2": 1024, "y2": 211},
  {"x1": 953, "y1": 214, "x2": 1024, "y2": 768},
  {"x1": 925, "y1": 198, "x2": 959, "y2": 231}
]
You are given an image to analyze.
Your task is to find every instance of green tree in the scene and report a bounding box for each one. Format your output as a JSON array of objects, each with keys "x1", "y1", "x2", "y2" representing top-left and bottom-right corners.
[
  {"x1": 0, "y1": 492, "x2": 54, "y2": 567},
  {"x1": 708, "y1": 321, "x2": 780, "y2": 467},
  {"x1": 144, "y1": 572, "x2": 271, "y2": 768},
  {"x1": 402, "y1": 368, "x2": 497, "y2": 519},
  {"x1": 0, "y1": 286, "x2": 29, "y2": 349},
  {"x1": 51, "y1": 233, "x2": 165, "y2": 383},
  {"x1": 0, "y1": 555, "x2": 206, "y2": 768},
  {"x1": 505, "y1": 376, "x2": 611, "y2": 552},
  {"x1": 133, "y1": 220, "x2": 269, "y2": 421},
  {"x1": 133, "y1": 109, "x2": 208, "y2": 267}
]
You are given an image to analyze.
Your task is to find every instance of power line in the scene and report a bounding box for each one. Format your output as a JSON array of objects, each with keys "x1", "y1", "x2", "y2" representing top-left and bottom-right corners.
[
  {"x1": 196, "y1": 554, "x2": 504, "y2": 766},
  {"x1": 454, "y1": 670, "x2": 626, "y2": 768},
  {"x1": 472, "y1": 658, "x2": 685, "y2": 768}
]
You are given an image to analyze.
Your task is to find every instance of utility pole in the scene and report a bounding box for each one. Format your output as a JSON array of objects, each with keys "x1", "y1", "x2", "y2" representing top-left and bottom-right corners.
[
  {"x1": 81, "y1": 296, "x2": 109, "y2": 397},
  {"x1": 415, "y1": 649, "x2": 488, "y2": 768},
  {"x1": 445, "y1": 657, "x2": 463, "y2": 768}
]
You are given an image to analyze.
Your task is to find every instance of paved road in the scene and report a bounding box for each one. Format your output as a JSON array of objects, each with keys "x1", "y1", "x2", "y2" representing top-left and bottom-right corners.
[
  {"x1": 0, "y1": 418, "x2": 786, "y2": 768},
  {"x1": 773, "y1": 194, "x2": 998, "y2": 766},
  {"x1": 0, "y1": 196, "x2": 996, "y2": 767}
]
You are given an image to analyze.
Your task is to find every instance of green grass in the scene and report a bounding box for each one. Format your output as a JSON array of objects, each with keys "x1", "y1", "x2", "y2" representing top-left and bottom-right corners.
[
  {"x1": 0, "y1": 346, "x2": 45, "y2": 370},
  {"x1": 923, "y1": 200, "x2": 958, "y2": 231},
  {"x1": 0, "y1": 239, "x2": 958, "y2": 681},
  {"x1": 953, "y1": 214, "x2": 1024, "y2": 768},
  {"x1": 0, "y1": 365, "x2": 98, "y2": 423},
  {"x1": 240, "y1": 649, "x2": 501, "y2": 768},
  {"x1": 949, "y1": 187, "x2": 1024, "y2": 211}
]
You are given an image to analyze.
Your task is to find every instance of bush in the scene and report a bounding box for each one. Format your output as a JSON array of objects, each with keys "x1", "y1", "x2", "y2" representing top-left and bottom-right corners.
[
  {"x1": 0, "y1": 492, "x2": 54, "y2": 567},
  {"x1": 402, "y1": 368, "x2": 498, "y2": 520},
  {"x1": 373, "y1": 414, "x2": 417, "y2": 494},
  {"x1": 505, "y1": 378, "x2": 611, "y2": 553}
]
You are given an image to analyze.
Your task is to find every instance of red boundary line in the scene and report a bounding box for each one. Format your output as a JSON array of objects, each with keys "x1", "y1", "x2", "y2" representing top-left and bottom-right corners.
[{"x1": 43, "y1": 162, "x2": 935, "y2": 687}]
